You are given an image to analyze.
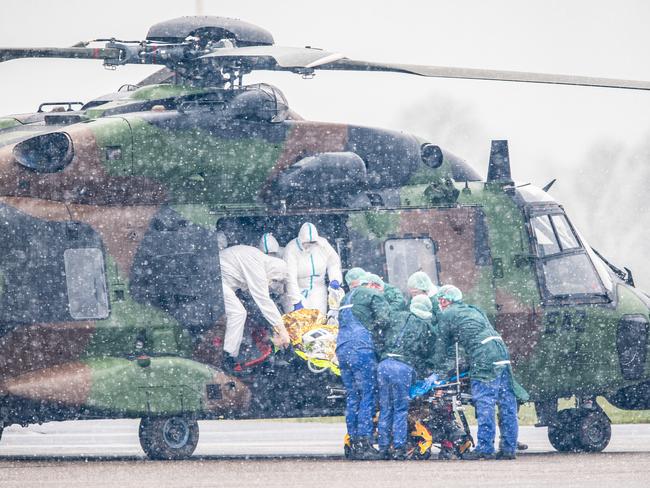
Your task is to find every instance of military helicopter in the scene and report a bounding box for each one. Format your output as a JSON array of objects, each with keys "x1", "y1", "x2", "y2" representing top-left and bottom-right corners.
[{"x1": 0, "y1": 16, "x2": 649, "y2": 459}]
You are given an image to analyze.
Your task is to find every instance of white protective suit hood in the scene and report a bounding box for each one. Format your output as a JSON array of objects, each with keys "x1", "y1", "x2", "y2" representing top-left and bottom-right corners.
[
  {"x1": 297, "y1": 222, "x2": 319, "y2": 249},
  {"x1": 284, "y1": 223, "x2": 343, "y2": 314},
  {"x1": 265, "y1": 255, "x2": 290, "y2": 283},
  {"x1": 216, "y1": 230, "x2": 229, "y2": 251},
  {"x1": 259, "y1": 233, "x2": 281, "y2": 255}
]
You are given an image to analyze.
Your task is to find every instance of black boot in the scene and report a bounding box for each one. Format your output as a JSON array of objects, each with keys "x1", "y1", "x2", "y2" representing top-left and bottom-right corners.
[
  {"x1": 378, "y1": 447, "x2": 392, "y2": 460},
  {"x1": 352, "y1": 438, "x2": 382, "y2": 460},
  {"x1": 462, "y1": 450, "x2": 496, "y2": 460},
  {"x1": 222, "y1": 355, "x2": 243, "y2": 375},
  {"x1": 391, "y1": 446, "x2": 408, "y2": 461}
]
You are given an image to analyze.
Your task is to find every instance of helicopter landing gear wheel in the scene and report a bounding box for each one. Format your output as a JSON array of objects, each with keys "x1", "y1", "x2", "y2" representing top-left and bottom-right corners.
[
  {"x1": 547, "y1": 407, "x2": 612, "y2": 453},
  {"x1": 576, "y1": 409, "x2": 611, "y2": 452},
  {"x1": 547, "y1": 409, "x2": 581, "y2": 452},
  {"x1": 139, "y1": 416, "x2": 199, "y2": 460}
]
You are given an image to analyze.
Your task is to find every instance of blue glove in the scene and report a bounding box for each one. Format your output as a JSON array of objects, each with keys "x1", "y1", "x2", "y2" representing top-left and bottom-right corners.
[
  {"x1": 329, "y1": 280, "x2": 341, "y2": 290},
  {"x1": 293, "y1": 302, "x2": 304, "y2": 311},
  {"x1": 409, "y1": 380, "x2": 432, "y2": 399},
  {"x1": 424, "y1": 372, "x2": 441, "y2": 387}
]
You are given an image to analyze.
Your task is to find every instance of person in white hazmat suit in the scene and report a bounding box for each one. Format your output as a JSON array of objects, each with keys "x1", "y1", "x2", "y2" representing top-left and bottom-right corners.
[
  {"x1": 284, "y1": 222, "x2": 343, "y2": 317},
  {"x1": 219, "y1": 244, "x2": 301, "y2": 360}
]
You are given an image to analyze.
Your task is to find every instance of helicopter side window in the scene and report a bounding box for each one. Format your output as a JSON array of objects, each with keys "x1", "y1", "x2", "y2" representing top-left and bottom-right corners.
[
  {"x1": 63, "y1": 248, "x2": 109, "y2": 320},
  {"x1": 384, "y1": 238, "x2": 439, "y2": 293}
]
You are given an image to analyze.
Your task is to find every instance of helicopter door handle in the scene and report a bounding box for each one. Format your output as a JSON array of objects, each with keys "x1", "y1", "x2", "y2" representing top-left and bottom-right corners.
[{"x1": 514, "y1": 254, "x2": 536, "y2": 268}]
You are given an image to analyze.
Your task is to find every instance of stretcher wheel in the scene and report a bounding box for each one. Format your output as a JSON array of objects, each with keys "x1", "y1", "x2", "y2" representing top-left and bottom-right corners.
[
  {"x1": 408, "y1": 445, "x2": 431, "y2": 460},
  {"x1": 438, "y1": 448, "x2": 454, "y2": 460},
  {"x1": 344, "y1": 443, "x2": 352, "y2": 459}
]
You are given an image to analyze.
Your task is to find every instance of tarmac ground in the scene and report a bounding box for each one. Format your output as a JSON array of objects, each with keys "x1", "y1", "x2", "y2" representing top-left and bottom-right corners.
[{"x1": 0, "y1": 420, "x2": 648, "y2": 487}]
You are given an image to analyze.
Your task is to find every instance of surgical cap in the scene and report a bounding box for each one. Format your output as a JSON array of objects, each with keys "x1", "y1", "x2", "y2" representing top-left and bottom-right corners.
[
  {"x1": 407, "y1": 271, "x2": 434, "y2": 292},
  {"x1": 365, "y1": 273, "x2": 385, "y2": 289},
  {"x1": 437, "y1": 284, "x2": 463, "y2": 303},
  {"x1": 345, "y1": 267, "x2": 366, "y2": 286},
  {"x1": 410, "y1": 294, "x2": 433, "y2": 320}
]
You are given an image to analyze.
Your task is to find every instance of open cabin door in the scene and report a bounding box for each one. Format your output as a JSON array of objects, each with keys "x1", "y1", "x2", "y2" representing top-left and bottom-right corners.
[{"x1": 345, "y1": 207, "x2": 496, "y2": 314}]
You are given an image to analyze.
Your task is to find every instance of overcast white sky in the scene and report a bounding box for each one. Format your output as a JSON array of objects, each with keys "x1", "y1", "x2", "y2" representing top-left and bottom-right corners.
[
  {"x1": 2, "y1": 0, "x2": 649, "y2": 166},
  {"x1": 1, "y1": 0, "x2": 649, "y2": 285}
]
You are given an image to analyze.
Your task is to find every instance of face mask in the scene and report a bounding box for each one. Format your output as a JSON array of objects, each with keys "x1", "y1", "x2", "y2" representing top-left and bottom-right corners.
[
  {"x1": 302, "y1": 242, "x2": 316, "y2": 251},
  {"x1": 409, "y1": 289, "x2": 427, "y2": 298}
]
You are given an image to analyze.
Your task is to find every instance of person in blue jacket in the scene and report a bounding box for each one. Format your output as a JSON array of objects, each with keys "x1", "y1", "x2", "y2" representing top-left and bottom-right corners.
[
  {"x1": 337, "y1": 270, "x2": 391, "y2": 460},
  {"x1": 376, "y1": 295, "x2": 436, "y2": 460}
]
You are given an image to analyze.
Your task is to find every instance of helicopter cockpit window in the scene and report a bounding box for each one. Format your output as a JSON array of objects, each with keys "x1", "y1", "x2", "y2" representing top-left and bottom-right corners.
[
  {"x1": 531, "y1": 214, "x2": 581, "y2": 257},
  {"x1": 530, "y1": 215, "x2": 560, "y2": 256},
  {"x1": 550, "y1": 215, "x2": 580, "y2": 251},
  {"x1": 63, "y1": 248, "x2": 109, "y2": 320},
  {"x1": 541, "y1": 253, "x2": 606, "y2": 297},
  {"x1": 529, "y1": 212, "x2": 607, "y2": 300},
  {"x1": 384, "y1": 238, "x2": 439, "y2": 293}
]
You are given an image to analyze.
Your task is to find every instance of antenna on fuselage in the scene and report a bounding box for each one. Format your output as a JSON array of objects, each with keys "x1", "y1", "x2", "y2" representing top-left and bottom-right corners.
[
  {"x1": 542, "y1": 178, "x2": 557, "y2": 192},
  {"x1": 486, "y1": 140, "x2": 513, "y2": 186}
]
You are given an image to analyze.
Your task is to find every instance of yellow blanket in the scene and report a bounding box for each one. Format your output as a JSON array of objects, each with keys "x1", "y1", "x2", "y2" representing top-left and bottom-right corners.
[{"x1": 283, "y1": 309, "x2": 340, "y2": 376}]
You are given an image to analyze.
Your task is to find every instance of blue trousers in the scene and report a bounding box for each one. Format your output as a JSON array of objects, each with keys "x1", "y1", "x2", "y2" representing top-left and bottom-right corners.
[
  {"x1": 471, "y1": 368, "x2": 519, "y2": 454},
  {"x1": 337, "y1": 344, "x2": 377, "y2": 440},
  {"x1": 377, "y1": 358, "x2": 414, "y2": 449}
]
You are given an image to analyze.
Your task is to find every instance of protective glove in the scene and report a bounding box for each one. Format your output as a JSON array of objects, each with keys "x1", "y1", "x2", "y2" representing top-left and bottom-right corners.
[
  {"x1": 424, "y1": 372, "x2": 442, "y2": 388},
  {"x1": 293, "y1": 302, "x2": 304, "y2": 311},
  {"x1": 409, "y1": 380, "x2": 431, "y2": 399},
  {"x1": 328, "y1": 280, "x2": 341, "y2": 290},
  {"x1": 272, "y1": 321, "x2": 291, "y2": 349},
  {"x1": 326, "y1": 309, "x2": 339, "y2": 326}
]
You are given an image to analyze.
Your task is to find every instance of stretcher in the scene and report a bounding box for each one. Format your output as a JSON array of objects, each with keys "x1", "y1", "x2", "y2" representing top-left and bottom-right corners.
[
  {"x1": 282, "y1": 308, "x2": 340, "y2": 375},
  {"x1": 342, "y1": 372, "x2": 474, "y2": 460}
]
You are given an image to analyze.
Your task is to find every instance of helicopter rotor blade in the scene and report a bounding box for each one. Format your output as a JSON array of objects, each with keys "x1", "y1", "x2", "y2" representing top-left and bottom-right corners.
[
  {"x1": 313, "y1": 59, "x2": 650, "y2": 91},
  {"x1": 202, "y1": 45, "x2": 650, "y2": 91},
  {"x1": 4, "y1": 41, "x2": 649, "y2": 92},
  {"x1": 200, "y1": 45, "x2": 345, "y2": 69},
  {"x1": 0, "y1": 46, "x2": 123, "y2": 64}
]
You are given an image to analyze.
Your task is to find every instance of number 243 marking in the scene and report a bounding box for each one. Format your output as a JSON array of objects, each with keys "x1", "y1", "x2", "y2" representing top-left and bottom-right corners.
[{"x1": 544, "y1": 310, "x2": 586, "y2": 334}]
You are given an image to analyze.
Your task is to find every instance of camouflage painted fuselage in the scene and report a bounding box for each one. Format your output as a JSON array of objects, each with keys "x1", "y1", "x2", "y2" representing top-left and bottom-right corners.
[{"x1": 0, "y1": 83, "x2": 648, "y2": 428}]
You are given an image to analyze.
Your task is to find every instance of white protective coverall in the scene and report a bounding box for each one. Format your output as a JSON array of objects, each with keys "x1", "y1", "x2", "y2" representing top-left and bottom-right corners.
[
  {"x1": 219, "y1": 245, "x2": 300, "y2": 357},
  {"x1": 284, "y1": 223, "x2": 343, "y2": 315}
]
